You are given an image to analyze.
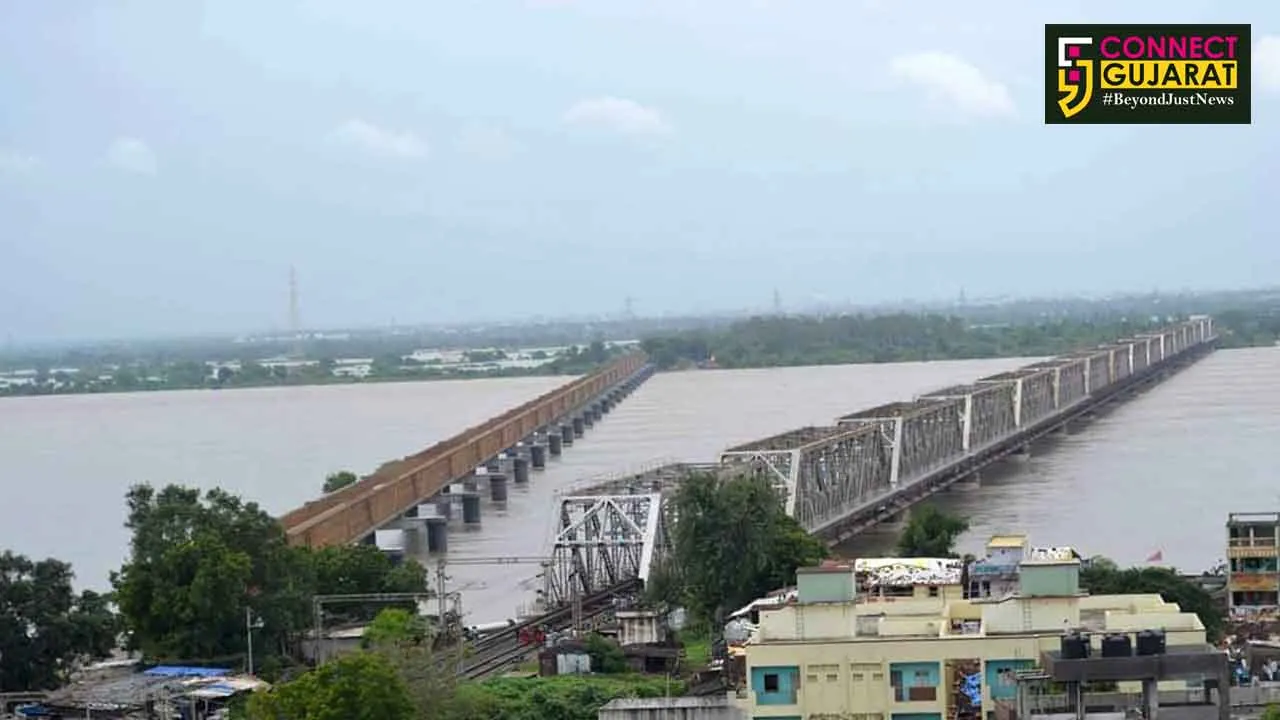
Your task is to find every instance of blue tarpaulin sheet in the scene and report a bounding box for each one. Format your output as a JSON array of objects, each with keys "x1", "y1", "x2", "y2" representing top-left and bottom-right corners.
[{"x1": 143, "y1": 666, "x2": 231, "y2": 678}]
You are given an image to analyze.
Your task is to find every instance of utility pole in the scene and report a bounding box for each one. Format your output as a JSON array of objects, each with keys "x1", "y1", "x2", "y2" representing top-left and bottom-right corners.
[{"x1": 246, "y1": 607, "x2": 256, "y2": 676}]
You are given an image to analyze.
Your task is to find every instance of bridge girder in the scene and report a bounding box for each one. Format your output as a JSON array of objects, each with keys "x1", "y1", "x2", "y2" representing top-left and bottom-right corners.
[{"x1": 544, "y1": 493, "x2": 665, "y2": 608}]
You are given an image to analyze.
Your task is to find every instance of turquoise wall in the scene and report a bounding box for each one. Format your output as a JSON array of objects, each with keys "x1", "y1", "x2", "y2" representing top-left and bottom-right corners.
[
  {"x1": 985, "y1": 659, "x2": 1035, "y2": 700},
  {"x1": 751, "y1": 665, "x2": 799, "y2": 706},
  {"x1": 891, "y1": 661, "x2": 941, "y2": 686}
]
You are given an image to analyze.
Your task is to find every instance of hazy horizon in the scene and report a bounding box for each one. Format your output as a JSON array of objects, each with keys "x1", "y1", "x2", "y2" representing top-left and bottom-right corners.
[{"x1": 3, "y1": 1, "x2": 1276, "y2": 342}]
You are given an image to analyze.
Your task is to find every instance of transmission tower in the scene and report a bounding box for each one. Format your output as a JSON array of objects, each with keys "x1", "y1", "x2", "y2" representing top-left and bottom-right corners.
[
  {"x1": 288, "y1": 266, "x2": 303, "y2": 358},
  {"x1": 772, "y1": 288, "x2": 783, "y2": 315}
]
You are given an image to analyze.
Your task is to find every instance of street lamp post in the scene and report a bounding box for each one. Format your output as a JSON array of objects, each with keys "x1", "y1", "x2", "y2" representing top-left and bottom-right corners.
[{"x1": 246, "y1": 608, "x2": 263, "y2": 676}]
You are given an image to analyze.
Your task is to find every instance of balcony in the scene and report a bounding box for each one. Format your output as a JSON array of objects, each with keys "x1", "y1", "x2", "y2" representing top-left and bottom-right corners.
[
  {"x1": 1229, "y1": 572, "x2": 1280, "y2": 593},
  {"x1": 1228, "y1": 537, "x2": 1279, "y2": 559}
]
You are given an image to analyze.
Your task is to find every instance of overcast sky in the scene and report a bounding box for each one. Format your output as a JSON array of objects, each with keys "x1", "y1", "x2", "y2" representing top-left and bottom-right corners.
[{"x1": 1, "y1": 0, "x2": 1276, "y2": 341}]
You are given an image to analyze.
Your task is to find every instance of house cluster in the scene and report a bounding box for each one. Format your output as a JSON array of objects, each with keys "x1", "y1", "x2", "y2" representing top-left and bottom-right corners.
[{"x1": 726, "y1": 534, "x2": 1229, "y2": 720}]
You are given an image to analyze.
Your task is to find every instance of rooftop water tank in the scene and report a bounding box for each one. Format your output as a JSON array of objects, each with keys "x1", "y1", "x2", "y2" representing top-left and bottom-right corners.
[
  {"x1": 1061, "y1": 631, "x2": 1090, "y2": 660},
  {"x1": 1136, "y1": 629, "x2": 1167, "y2": 656},
  {"x1": 1101, "y1": 633, "x2": 1133, "y2": 658}
]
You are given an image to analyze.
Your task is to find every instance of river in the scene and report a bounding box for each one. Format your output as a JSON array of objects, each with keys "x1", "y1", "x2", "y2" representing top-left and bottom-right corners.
[{"x1": 1, "y1": 348, "x2": 1274, "y2": 624}]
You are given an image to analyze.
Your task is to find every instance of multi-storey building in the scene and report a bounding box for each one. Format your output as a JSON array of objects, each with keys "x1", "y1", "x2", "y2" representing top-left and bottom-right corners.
[
  {"x1": 1226, "y1": 512, "x2": 1280, "y2": 611},
  {"x1": 737, "y1": 535, "x2": 1227, "y2": 720}
]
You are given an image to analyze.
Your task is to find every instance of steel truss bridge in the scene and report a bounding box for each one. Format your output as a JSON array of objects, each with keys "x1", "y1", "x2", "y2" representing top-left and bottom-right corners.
[
  {"x1": 719, "y1": 316, "x2": 1216, "y2": 543},
  {"x1": 537, "y1": 317, "x2": 1218, "y2": 609}
]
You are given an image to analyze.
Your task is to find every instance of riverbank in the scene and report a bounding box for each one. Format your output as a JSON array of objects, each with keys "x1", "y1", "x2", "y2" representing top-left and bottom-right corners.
[{"x1": 4, "y1": 309, "x2": 1274, "y2": 399}]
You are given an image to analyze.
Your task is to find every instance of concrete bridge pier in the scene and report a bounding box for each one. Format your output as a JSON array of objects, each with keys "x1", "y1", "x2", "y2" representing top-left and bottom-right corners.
[
  {"x1": 398, "y1": 517, "x2": 429, "y2": 556},
  {"x1": 582, "y1": 409, "x2": 594, "y2": 429},
  {"x1": 590, "y1": 403, "x2": 602, "y2": 422},
  {"x1": 485, "y1": 458, "x2": 501, "y2": 474},
  {"x1": 435, "y1": 496, "x2": 452, "y2": 520},
  {"x1": 489, "y1": 473, "x2": 509, "y2": 502},
  {"x1": 463, "y1": 476, "x2": 479, "y2": 492},
  {"x1": 461, "y1": 494, "x2": 482, "y2": 524},
  {"x1": 374, "y1": 528, "x2": 410, "y2": 558},
  {"x1": 530, "y1": 444, "x2": 547, "y2": 469},
  {"x1": 572, "y1": 416, "x2": 586, "y2": 437},
  {"x1": 560, "y1": 423, "x2": 574, "y2": 446},
  {"x1": 425, "y1": 516, "x2": 448, "y2": 553},
  {"x1": 513, "y1": 456, "x2": 531, "y2": 483}
]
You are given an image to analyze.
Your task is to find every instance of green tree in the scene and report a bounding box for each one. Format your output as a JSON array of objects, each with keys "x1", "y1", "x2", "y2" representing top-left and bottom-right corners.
[
  {"x1": 0, "y1": 552, "x2": 120, "y2": 691},
  {"x1": 111, "y1": 484, "x2": 430, "y2": 666},
  {"x1": 1079, "y1": 556, "x2": 1224, "y2": 641},
  {"x1": 322, "y1": 471, "x2": 358, "y2": 494},
  {"x1": 362, "y1": 608, "x2": 427, "y2": 649},
  {"x1": 111, "y1": 484, "x2": 296, "y2": 662},
  {"x1": 896, "y1": 505, "x2": 970, "y2": 557},
  {"x1": 245, "y1": 652, "x2": 415, "y2": 720},
  {"x1": 583, "y1": 632, "x2": 628, "y2": 674},
  {"x1": 652, "y1": 471, "x2": 827, "y2": 623}
]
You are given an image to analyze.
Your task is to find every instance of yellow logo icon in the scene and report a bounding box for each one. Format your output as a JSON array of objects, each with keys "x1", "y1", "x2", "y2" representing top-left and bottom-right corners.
[{"x1": 1057, "y1": 60, "x2": 1094, "y2": 118}]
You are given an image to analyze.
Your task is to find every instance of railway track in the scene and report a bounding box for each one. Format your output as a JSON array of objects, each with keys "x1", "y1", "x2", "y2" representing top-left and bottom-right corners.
[{"x1": 455, "y1": 579, "x2": 641, "y2": 680}]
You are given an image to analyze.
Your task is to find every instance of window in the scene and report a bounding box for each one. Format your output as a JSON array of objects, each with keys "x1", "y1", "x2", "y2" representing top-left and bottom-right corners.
[
  {"x1": 764, "y1": 673, "x2": 780, "y2": 692},
  {"x1": 928, "y1": 585, "x2": 940, "y2": 597}
]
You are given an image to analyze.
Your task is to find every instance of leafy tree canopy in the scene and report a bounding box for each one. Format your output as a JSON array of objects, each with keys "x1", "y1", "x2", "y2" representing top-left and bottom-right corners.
[
  {"x1": 1079, "y1": 556, "x2": 1224, "y2": 642},
  {"x1": 111, "y1": 483, "x2": 428, "y2": 668},
  {"x1": 649, "y1": 470, "x2": 827, "y2": 623},
  {"x1": 362, "y1": 608, "x2": 428, "y2": 649},
  {"x1": 322, "y1": 471, "x2": 358, "y2": 494},
  {"x1": 640, "y1": 313, "x2": 1167, "y2": 370},
  {"x1": 896, "y1": 505, "x2": 970, "y2": 558},
  {"x1": 245, "y1": 651, "x2": 415, "y2": 720},
  {"x1": 0, "y1": 551, "x2": 119, "y2": 692}
]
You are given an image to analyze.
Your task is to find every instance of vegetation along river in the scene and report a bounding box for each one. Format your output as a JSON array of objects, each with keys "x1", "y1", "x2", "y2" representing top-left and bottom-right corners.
[{"x1": 1, "y1": 348, "x2": 1275, "y2": 624}]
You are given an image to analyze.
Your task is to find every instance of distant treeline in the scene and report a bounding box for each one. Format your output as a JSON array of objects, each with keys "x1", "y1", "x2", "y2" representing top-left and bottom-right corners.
[{"x1": 639, "y1": 308, "x2": 1278, "y2": 370}]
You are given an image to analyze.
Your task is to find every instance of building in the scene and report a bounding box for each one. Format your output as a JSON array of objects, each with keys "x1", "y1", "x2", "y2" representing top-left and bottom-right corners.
[
  {"x1": 1226, "y1": 512, "x2": 1280, "y2": 612},
  {"x1": 598, "y1": 696, "x2": 746, "y2": 720},
  {"x1": 736, "y1": 535, "x2": 1228, "y2": 720}
]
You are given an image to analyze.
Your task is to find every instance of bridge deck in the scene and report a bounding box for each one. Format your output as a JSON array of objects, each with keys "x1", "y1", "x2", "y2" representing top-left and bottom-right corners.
[
  {"x1": 719, "y1": 317, "x2": 1216, "y2": 541},
  {"x1": 282, "y1": 352, "x2": 648, "y2": 547}
]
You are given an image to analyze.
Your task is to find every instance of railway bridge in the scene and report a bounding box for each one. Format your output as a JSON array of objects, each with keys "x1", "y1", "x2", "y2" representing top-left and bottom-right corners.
[
  {"x1": 280, "y1": 351, "x2": 656, "y2": 550},
  {"x1": 534, "y1": 316, "x2": 1219, "y2": 614}
]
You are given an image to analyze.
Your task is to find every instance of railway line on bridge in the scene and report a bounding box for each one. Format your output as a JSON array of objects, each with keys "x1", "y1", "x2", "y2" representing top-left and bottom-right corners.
[
  {"x1": 532, "y1": 316, "x2": 1218, "y2": 615},
  {"x1": 291, "y1": 316, "x2": 1220, "y2": 672},
  {"x1": 279, "y1": 351, "x2": 654, "y2": 548}
]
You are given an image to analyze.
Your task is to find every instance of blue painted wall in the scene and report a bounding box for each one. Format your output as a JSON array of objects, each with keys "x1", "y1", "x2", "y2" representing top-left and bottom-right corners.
[
  {"x1": 985, "y1": 659, "x2": 1035, "y2": 700},
  {"x1": 890, "y1": 661, "x2": 941, "y2": 686},
  {"x1": 751, "y1": 665, "x2": 799, "y2": 706}
]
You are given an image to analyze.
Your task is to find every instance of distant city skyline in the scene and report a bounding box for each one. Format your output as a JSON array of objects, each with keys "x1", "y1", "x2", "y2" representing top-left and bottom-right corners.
[{"x1": 2, "y1": 1, "x2": 1276, "y2": 341}]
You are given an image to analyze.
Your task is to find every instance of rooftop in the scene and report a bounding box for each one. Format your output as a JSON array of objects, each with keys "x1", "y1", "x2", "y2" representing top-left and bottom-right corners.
[
  {"x1": 989, "y1": 534, "x2": 1028, "y2": 549},
  {"x1": 855, "y1": 557, "x2": 964, "y2": 587},
  {"x1": 1023, "y1": 546, "x2": 1083, "y2": 565}
]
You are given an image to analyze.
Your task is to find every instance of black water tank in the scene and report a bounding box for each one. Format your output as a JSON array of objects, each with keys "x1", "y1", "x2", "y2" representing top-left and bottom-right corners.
[
  {"x1": 1101, "y1": 633, "x2": 1133, "y2": 658},
  {"x1": 1061, "y1": 632, "x2": 1090, "y2": 659},
  {"x1": 1136, "y1": 629, "x2": 1167, "y2": 656}
]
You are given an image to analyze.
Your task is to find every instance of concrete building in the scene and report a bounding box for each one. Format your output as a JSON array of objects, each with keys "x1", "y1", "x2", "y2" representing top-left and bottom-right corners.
[
  {"x1": 1226, "y1": 512, "x2": 1280, "y2": 611},
  {"x1": 598, "y1": 696, "x2": 746, "y2": 720},
  {"x1": 736, "y1": 535, "x2": 1228, "y2": 720}
]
